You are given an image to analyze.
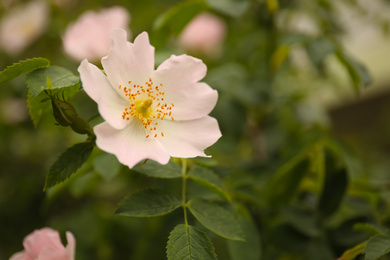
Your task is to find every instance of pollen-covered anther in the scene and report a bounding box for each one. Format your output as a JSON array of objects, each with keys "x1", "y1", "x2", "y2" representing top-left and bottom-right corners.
[{"x1": 119, "y1": 78, "x2": 174, "y2": 138}]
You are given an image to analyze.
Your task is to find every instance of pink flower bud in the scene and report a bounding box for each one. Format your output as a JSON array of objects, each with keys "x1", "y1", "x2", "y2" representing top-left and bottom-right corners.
[
  {"x1": 63, "y1": 6, "x2": 130, "y2": 62},
  {"x1": 0, "y1": 1, "x2": 49, "y2": 55},
  {"x1": 178, "y1": 13, "x2": 226, "y2": 56},
  {"x1": 9, "y1": 228, "x2": 76, "y2": 260}
]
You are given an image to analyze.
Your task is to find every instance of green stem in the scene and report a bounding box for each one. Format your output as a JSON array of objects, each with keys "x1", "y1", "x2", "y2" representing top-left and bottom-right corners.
[{"x1": 181, "y1": 158, "x2": 188, "y2": 226}]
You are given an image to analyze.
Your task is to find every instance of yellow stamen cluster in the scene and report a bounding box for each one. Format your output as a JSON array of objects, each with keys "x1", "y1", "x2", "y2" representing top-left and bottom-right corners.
[{"x1": 120, "y1": 78, "x2": 174, "y2": 138}]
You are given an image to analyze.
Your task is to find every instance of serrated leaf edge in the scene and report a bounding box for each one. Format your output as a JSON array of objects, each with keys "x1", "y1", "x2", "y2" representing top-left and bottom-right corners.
[
  {"x1": 115, "y1": 188, "x2": 181, "y2": 217},
  {"x1": 44, "y1": 140, "x2": 94, "y2": 190},
  {"x1": 188, "y1": 199, "x2": 246, "y2": 242},
  {"x1": 0, "y1": 57, "x2": 50, "y2": 85},
  {"x1": 166, "y1": 224, "x2": 218, "y2": 260}
]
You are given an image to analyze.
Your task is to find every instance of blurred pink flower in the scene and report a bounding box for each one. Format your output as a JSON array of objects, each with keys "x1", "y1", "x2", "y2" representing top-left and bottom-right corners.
[
  {"x1": 0, "y1": 0, "x2": 49, "y2": 55},
  {"x1": 78, "y1": 29, "x2": 221, "y2": 168},
  {"x1": 178, "y1": 13, "x2": 226, "y2": 55},
  {"x1": 9, "y1": 227, "x2": 75, "y2": 260},
  {"x1": 63, "y1": 6, "x2": 130, "y2": 62}
]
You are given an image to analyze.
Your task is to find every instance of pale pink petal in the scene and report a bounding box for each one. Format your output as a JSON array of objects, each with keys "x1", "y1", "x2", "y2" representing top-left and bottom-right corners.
[
  {"x1": 154, "y1": 54, "x2": 206, "y2": 87},
  {"x1": 102, "y1": 29, "x2": 154, "y2": 90},
  {"x1": 9, "y1": 251, "x2": 31, "y2": 260},
  {"x1": 154, "y1": 81, "x2": 217, "y2": 121},
  {"x1": 158, "y1": 116, "x2": 221, "y2": 158},
  {"x1": 36, "y1": 247, "x2": 68, "y2": 260},
  {"x1": 0, "y1": 1, "x2": 49, "y2": 55},
  {"x1": 23, "y1": 228, "x2": 63, "y2": 259},
  {"x1": 78, "y1": 59, "x2": 130, "y2": 129},
  {"x1": 178, "y1": 12, "x2": 226, "y2": 54},
  {"x1": 152, "y1": 55, "x2": 216, "y2": 120},
  {"x1": 65, "y1": 232, "x2": 76, "y2": 260},
  {"x1": 94, "y1": 121, "x2": 170, "y2": 168},
  {"x1": 63, "y1": 6, "x2": 130, "y2": 61}
]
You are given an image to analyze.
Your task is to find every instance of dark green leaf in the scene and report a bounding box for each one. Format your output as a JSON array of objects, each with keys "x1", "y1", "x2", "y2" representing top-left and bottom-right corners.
[
  {"x1": 318, "y1": 153, "x2": 348, "y2": 217},
  {"x1": 166, "y1": 224, "x2": 217, "y2": 260},
  {"x1": 44, "y1": 141, "x2": 95, "y2": 190},
  {"x1": 205, "y1": 0, "x2": 251, "y2": 17},
  {"x1": 354, "y1": 223, "x2": 388, "y2": 236},
  {"x1": 304, "y1": 241, "x2": 335, "y2": 260},
  {"x1": 281, "y1": 207, "x2": 320, "y2": 237},
  {"x1": 188, "y1": 166, "x2": 230, "y2": 201},
  {"x1": 336, "y1": 51, "x2": 372, "y2": 93},
  {"x1": 188, "y1": 199, "x2": 245, "y2": 241},
  {"x1": 154, "y1": 0, "x2": 207, "y2": 34},
  {"x1": 227, "y1": 210, "x2": 261, "y2": 260},
  {"x1": 134, "y1": 159, "x2": 182, "y2": 178},
  {"x1": 27, "y1": 83, "x2": 80, "y2": 126},
  {"x1": 26, "y1": 66, "x2": 80, "y2": 97},
  {"x1": 338, "y1": 241, "x2": 367, "y2": 260},
  {"x1": 115, "y1": 189, "x2": 181, "y2": 217},
  {"x1": 0, "y1": 57, "x2": 50, "y2": 86},
  {"x1": 264, "y1": 157, "x2": 310, "y2": 206},
  {"x1": 305, "y1": 37, "x2": 336, "y2": 68},
  {"x1": 365, "y1": 235, "x2": 390, "y2": 260},
  {"x1": 267, "y1": 224, "x2": 310, "y2": 252},
  {"x1": 93, "y1": 153, "x2": 121, "y2": 180}
]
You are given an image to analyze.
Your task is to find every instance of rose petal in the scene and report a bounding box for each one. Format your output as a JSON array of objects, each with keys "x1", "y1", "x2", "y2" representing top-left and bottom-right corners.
[
  {"x1": 152, "y1": 55, "x2": 216, "y2": 120},
  {"x1": 63, "y1": 6, "x2": 130, "y2": 61},
  {"x1": 178, "y1": 13, "x2": 226, "y2": 54},
  {"x1": 9, "y1": 252, "x2": 31, "y2": 260},
  {"x1": 36, "y1": 247, "x2": 68, "y2": 260},
  {"x1": 152, "y1": 81, "x2": 217, "y2": 121},
  {"x1": 94, "y1": 121, "x2": 170, "y2": 168},
  {"x1": 65, "y1": 232, "x2": 76, "y2": 260},
  {"x1": 154, "y1": 54, "x2": 207, "y2": 87},
  {"x1": 158, "y1": 116, "x2": 221, "y2": 158},
  {"x1": 102, "y1": 29, "x2": 154, "y2": 89},
  {"x1": 0, "y1": 1, "x2": 49, "y2": 55},
  {"x1": 23, "y1": 228, "x2": 63, "y2": 259},
  {"x1": 78, "y1": 59, "x2": 130, "y2": 129}
]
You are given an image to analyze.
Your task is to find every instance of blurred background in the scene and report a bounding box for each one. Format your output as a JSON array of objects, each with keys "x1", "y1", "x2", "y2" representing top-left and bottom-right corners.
[{"x1": 1, "y1": 0, "x2": 390, "y2": 259}]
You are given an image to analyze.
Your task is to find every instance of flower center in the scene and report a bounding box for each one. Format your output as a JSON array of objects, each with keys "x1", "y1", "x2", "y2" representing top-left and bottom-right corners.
[
  {"x1": 134, "y1": 99, "x2": 153, "y2": 118},
  {"x1": 120, "y1": 78, "x2": 175, "y2": 138}
]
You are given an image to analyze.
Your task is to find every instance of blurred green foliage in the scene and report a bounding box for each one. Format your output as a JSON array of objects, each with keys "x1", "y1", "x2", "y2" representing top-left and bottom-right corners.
[{"x1": 2, "y1": 0, "x2": 390, "y2": 259}]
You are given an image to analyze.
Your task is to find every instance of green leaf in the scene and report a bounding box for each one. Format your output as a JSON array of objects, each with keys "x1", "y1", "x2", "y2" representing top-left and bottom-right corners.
[
  {"x1": 26, "y1": 66, "x2": 80, "y2": 97},
  {"x1": 93, "y1": 153, "x2": 121, "y2": 181},
  {"x1": 226, "y1": 210, "x2": 261, "y2": 260},
  {"x1": 188, "y1": 199, "x2": 245, "y2": 241},
  {"x1": 309, "y1": 142, "x2": 326, "y2": 195},
  {"x1": 44, "y1": 141, "x2": 95, "y2": 190},
  {"x1": 115, "y1": 189, "x2": 181, "y2": 217},
  {"x1": 281, "y1": 207, "x2": 320, "y2": 237},
  {"x1": 133, "y1": 159, "x2": 182, "y2": 178},
  {"x1": 338, "y1": 241, "x2": 367, "y2": 260},
  {"x1": 305, "y1": 37, "x2": 336, "y2": 68},
  {"x1": 154, "y1": 0, "x2": 207, "y2": 34},
  {"x1": 188, "y1": 166, "x2": 230, "y2": 201},
  {"x1": 0, "y1": 57, "x2": 50, "y2": 86},
  {"x1": 27, "y1": 83, "x2": 80, "y2": 126},
  {"x1": 25, "y1": 65, "x2": 80, "y2": 126},
  {"x1": 336, "y1": 51, "x2": 372, "y2": 93},
  {"x1": 318, "y1": 152, "x2": 348, "y2": 217},
  {"x1": 264, "y1": 157, "x2": 310, "y2": 206},
  {"x1": 354, "y1": 223, "x2": 388, "y2": 236},
  {"x1": 318, "y1": 170, "x2": 348, "y2": 217},
  {"x1": 205, "y1": 0, "x2": 251, "y2": 17},
  {"x1": 304, "y1": 241, "x2": 335, "y2": 260},
  {"x1": 365, "y1": 235, "x2": 390, "y2": 260},
  {"x1": 166, "y1": 224, "x2": 217, "y2": 260}
]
